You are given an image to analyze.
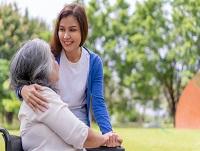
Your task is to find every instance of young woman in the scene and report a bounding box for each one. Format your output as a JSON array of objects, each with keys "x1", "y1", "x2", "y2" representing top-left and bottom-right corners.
[
  {"x1": 11, "y1": 39, "x2": 120, "y2": 151},
  {"x1": 17, "y1": 3, "x2": 122, "y2": 145}
]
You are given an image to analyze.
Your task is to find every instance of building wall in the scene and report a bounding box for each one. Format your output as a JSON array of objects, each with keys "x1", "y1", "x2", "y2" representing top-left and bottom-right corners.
[{"x1": 176, "y1": 73, "x2": 200, "y2": 129}]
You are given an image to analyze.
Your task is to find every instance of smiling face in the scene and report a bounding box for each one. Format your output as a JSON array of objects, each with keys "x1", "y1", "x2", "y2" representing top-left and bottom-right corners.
[
  {"x1": 50, "y1": 4, "x2": 88, "y2": 56},
  {"x1": 58, "y1": 15, "x2": 81, "y2": 54}
]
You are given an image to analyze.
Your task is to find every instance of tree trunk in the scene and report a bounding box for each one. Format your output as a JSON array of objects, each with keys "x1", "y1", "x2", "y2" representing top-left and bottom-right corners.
[
  {"x1": 164, "y1": 85, "x2": 178, "y2": 127},
  {"x1": 5, "y1": 112, "x2": 13, "y2": 124},
  {"x1": 171, "y1": 101, "x2": 176, "y2": 127}
]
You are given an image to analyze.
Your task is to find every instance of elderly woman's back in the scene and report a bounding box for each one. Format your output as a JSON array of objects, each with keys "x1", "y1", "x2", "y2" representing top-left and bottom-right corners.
[{"x1": 19, "y1": 87, "x2": 88, "y2": 151}]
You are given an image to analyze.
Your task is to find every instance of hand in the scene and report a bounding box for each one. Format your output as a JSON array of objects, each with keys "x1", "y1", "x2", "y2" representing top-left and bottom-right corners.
[
  {"x1": 104, "y1": 131, "x2": 123, "y2": 147},
  {"x1": 21, "y1": 84, "x2": 49, "y2": 112}
]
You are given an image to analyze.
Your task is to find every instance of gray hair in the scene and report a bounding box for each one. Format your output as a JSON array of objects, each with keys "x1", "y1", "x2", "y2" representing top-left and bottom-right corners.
[{"x1": 10, "y1": 38, "x2": 53, "y2": 89}]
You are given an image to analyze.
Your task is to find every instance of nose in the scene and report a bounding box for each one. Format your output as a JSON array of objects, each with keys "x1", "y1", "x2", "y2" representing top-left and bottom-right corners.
[{"x1": 64, "y1": 32, "x2": 70, "y2": 39}]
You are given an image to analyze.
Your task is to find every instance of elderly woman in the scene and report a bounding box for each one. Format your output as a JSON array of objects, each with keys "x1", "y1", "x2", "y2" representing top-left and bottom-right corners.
[{"x1": 10, "y1": 39, "x2": 120, "y2": 151}]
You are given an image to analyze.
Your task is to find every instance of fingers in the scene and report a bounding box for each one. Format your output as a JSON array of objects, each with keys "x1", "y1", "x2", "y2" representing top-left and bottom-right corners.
[
  {"x1": 27, "y1": 102, "x2": 37, "y2": 112},
  {"x1": 103, "y1": 134, "x2": 109, "y2": 146},
  {"x1": 34, "y1": 84, "x2": 44, "y2": 91},
  {"x1": 105, "y1": 133, "x2": 113, "y2": 147},
  {"x1": 117, "y1": 136, "x2": 123, "y2": 144},
  {"x1": 33, "y1": 84, "x2": 49, "y2": 103},
  {"x1": 28, "y1": 93, "x2": 48, "y2": 112},
  {"x1": 105, "y1": 132, "x2": 123, "y2": 147},
  {"x1": 21, "y1": 84, "x2": 49, "y2": 112},
  {"x1": 32, "y1": 88, "x2": 48, "y2": 104}
]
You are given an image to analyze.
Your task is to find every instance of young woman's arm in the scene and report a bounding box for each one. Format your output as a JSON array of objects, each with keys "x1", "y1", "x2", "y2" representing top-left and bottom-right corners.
[
  {"x1": 90, "y1": 55, "x2": 123, "y2": 146},
  {"x1": 90, "y1": 56, "x2": 112, "y2": 134}
]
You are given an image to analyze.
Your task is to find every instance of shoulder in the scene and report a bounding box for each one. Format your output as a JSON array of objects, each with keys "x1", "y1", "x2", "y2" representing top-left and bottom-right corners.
[
  {"x1": 40, "y1": 87, "x2": 56, "y2": 96},
  {"x1": 83, "y1": 47, "x2": 102, "y2": 66},
  {"x1": 40, "y1": 87, "x2": 63, "y2": 104},
  {"x1": 83, "y1": 47, "x2": 101, "y2": 60}
]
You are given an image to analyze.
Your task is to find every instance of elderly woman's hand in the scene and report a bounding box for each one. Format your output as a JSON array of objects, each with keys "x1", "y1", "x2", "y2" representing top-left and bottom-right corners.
[{"x1": 21, "y1": 84, "x2": 49, "y2": 112}]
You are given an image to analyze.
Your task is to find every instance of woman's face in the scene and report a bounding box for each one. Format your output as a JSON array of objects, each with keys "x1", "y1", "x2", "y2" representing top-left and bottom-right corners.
[
  {"x1": 58, "y1": 15, "x2": 81, "y2": 54},
  {"x1": 48, "y1": 55, "x2": 59, "y2": 83}
]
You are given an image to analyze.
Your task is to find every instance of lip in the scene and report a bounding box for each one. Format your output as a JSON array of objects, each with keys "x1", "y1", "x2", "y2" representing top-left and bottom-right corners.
[{"x1": 63, "y1": 41, "x2": 73, "y2": 46}]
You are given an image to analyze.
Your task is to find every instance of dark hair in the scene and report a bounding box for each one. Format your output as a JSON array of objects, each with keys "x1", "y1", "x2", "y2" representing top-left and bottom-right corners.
[
  {"x1": 50, "y1": 3, "x2": 88, "y2": 56},
  {"x1": 10, "y1": 39, "x2": 53, "y2": 89}
]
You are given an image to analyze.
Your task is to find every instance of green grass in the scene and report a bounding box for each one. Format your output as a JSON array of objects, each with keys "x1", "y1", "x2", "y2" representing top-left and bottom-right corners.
[
  {"x1": 115, "y1": 128, "x2": 200, "y2": 151},
  {"x1": 1, "y1": 128, "x2": 200, "y2": 151}
]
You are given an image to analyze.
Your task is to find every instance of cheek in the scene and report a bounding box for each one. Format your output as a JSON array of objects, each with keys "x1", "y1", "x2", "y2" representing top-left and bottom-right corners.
[{"x1": 58, "y1": 32, "x2": 62, "y2": 40}]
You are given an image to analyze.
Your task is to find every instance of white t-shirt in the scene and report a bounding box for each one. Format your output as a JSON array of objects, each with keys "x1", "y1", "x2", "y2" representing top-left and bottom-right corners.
[
  {"x1": 18, "y1": 87, "x2": 88, "y2": 151},
  {"x1": 57, "y1": 47, "x2": 90, "y2": 122}
]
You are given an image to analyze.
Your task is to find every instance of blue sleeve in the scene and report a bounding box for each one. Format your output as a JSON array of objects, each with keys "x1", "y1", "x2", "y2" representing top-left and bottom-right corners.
[{"x1": 91, "y1": 56, "x2": 112, "y2": 134}]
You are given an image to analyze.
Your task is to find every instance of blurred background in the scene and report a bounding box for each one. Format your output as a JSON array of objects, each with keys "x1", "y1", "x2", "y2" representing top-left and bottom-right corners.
[{"x1": 0, "y1": 0, "x2": 200, "y2": 150}]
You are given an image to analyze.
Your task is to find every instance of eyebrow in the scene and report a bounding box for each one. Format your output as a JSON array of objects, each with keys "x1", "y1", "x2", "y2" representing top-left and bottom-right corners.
[
  {"x1": 59, "y1": 24, "x2": 78, "y2": 28},
  {"x1": 69, "y1": 25, "x2": 78, "y2": 28}
]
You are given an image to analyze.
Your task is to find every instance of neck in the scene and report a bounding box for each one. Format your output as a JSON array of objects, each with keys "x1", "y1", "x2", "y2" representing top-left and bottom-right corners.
[{"x1": 65, "y1": 47, "x2": 82, "y2": 63}]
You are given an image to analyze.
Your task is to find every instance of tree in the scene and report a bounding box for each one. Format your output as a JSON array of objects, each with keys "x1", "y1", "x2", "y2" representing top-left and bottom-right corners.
[
  {"x1": 0, "y1": 3, "x2": 51, "y2": 60},
  {"x1": 86, "y1": 0, "x2": 200, "y2": 126},
  {"x1": 0, "y1": 3, "x2": 51, "y2": 124},
  {"x1": 86, "y1": 0, "x2": 136, "y2": 119},
  {"x1": 126, "y1": 0, "x2": 200, "y2": 126}
]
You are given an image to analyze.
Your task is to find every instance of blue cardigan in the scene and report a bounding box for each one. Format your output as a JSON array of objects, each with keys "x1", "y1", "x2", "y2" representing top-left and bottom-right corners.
[{"x1": 55, "y1": 47, "x2": 112, "y2": 134}]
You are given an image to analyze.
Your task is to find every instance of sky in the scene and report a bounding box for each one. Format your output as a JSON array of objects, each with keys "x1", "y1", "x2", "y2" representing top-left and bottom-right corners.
[
  {"x1": 0, "y1": 0, "x2": 136, "y2": 28},
  {"x1": 0, "y1": 0, "x2": 76, "y2": 28}
]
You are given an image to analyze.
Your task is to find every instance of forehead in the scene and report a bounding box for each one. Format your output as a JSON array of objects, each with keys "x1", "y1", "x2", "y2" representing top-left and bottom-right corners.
[{"x1": 59, "y1": 15, "x2": 79, "y2": 27}]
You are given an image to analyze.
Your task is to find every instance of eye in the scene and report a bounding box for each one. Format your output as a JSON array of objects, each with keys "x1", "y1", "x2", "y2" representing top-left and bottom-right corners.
[
  {"x1": 70, "y1": 28, "x2": 77, "y2": 32},
  {"x1": 59, "y1": 27, "x2": 65, "y2": 32}
]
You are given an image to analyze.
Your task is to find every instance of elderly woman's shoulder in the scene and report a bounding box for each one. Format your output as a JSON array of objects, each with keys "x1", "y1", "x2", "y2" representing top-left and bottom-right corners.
[{"x1": 40, "y1": 87, "x2": 64, "y2": 104}]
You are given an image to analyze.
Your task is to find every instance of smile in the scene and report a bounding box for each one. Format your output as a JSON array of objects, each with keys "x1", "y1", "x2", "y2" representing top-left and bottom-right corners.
[{"x1": 64, "y1": 41, "x2": 73, "y2": 46}]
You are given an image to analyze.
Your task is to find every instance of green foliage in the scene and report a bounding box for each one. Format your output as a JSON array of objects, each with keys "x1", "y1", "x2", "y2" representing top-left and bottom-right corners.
[
  {"x1": 0, "y1": 59, "x2": 9, "y2": 83},
  {"x1": 0, "y1": 59, "x2": 9, "y2": 88},
  {"x1": 86, "y1": 0, "x2": 132, "y2": 116},
  {"x1": 2, "y1": 80, "x2": 20, "y2": 113},
  {"x1": 0, "y1": 3, "x2": 51, "y2": 124},
  {"x1": 1, "y1": 80, "x2": 20, "y2": 124},
  {"x1": 0, "y1": 3, "x2": 51, "y2": 60},
  {"x1": 115, "y1": 110, "x2": 139, "y2": 123},
  {"x1": 2, "y1": 98, "x2": 20, "y2": 113},
  {"x1": 0, "y1": 0, "x2": 199, "y2": 126},
  {"x1": 86, "y1": 0, "x2": 200, "y2": 125},
  {"x1": 128, "y1": 0, "x2": 200, "y2": 124},
  {"x1": 0, "y1": 59, "x2": 9, "y2": 110}
]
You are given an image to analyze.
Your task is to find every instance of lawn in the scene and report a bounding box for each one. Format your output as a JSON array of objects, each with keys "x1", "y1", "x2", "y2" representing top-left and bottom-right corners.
[
  {"x1": 1, "y1": 128, "x2": 200, "y2": 151},
  {"x1": 115, "y1": 128, "x2": 200, "y2": 151}
]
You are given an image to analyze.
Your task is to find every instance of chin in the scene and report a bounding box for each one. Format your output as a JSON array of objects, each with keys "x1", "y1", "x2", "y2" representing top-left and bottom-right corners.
[{"x1": 64, "y1": 48, "x2": 73, "y2": 53}]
